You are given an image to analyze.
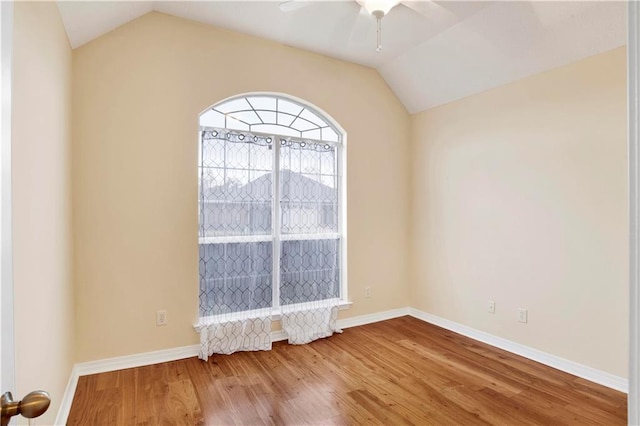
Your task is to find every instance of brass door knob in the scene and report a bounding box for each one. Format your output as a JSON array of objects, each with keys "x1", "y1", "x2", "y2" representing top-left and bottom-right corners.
[{"x1": 1, "y1": 390, "x2": 50, "y2": 426}]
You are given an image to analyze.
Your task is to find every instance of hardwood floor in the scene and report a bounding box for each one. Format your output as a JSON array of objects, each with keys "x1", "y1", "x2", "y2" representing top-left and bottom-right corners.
[{"x1": 67, "y1": 316, "x2": 627, "y2": 425}]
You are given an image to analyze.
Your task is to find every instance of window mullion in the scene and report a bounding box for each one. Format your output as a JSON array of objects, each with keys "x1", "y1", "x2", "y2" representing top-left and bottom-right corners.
[
  {"x1": 198, "y1": 131, "x2": 205, "y2": 238},
  {"x1": 272, "y1": 135, "x2": 281, "y2": 311},
  {"x1": 339, "y1": 135, "x2": 346, "y2": 303}
]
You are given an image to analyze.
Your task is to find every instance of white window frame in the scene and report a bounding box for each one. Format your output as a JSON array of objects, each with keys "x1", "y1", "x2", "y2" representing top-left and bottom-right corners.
[{"x1": 197, "y1": 93, "x2": 350, "y2": 323}]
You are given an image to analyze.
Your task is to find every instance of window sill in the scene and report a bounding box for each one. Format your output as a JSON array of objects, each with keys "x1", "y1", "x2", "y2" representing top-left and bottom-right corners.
[
  {"x1": 198, "y1": 233, "x2": 341, "y2": 245},
  {"x1": 194, "y1": 299, "x2": 352, "y2": 331}
]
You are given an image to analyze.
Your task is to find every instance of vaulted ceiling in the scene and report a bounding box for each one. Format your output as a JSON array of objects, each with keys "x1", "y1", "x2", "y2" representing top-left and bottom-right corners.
[{"x1": 56, "y1": 1, "x2": 626, "y2": 114}]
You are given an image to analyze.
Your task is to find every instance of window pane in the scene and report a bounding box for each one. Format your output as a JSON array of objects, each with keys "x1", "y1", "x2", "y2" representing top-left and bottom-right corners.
[
  {"x1": 290, "y1": 117, "x2": 318, "y2": 132},
  {"x1": 278, "y1": 99, "x2": 303, "y2": 116},
  {"x1": 198, "y1": 96, "x2": 343, "y2": 318},
  {"x1": 199, "y1": 241, "x2": 273, "y2": 316},
  {"x1": 320, "y1": 148, "x2": 336, "y2": 177},
  {"x1": 227, "y1": 110, "x2": 262, "y2": 125},
  {"x1": 301, "y1": 128, "x2": 321, "y2": 140},
  {"x1": 226, "y1": 116, "x2": 250, "y2": 131},
  {"x1": 300, "y1": 149, "x2": 320, "y2": 175},
  {"x1": 252, "y1": 123, "x2": 298, "y2": 137},
  {"x1": 216, "y1": 98, "x2": 251, "y2": 114},
  {"x1": 280, "y1": 141, "x2": 301, "y2": 173},
  {"x1": 246, "y1": 96, "x2": 276, "y2": 111},
  {"x1": 256, "y1": 111, "x2": 276, "y2": 125},
  {"x1": 250, "y1": 142, "x2": 273, "y2": 173},
  {"x1": 199, "y1": 132, "x2": 273, "y2": 237},
  {"x1": 198, "y1": 167, "x2": 223, "y2": 195},
  {"x1": 200, "y1": 109, "x2": 225, "y2": 128},
  {"x1": 299, "y1": 108, "x2": 328, "y2": 128},
  {"x1": 277, "y1": 112, "x2": 296, "y2": 128},
  {"x1": 280, "y1": 238, "x2": 340, "y2": 306},
  {"x1": 226, "y1": 140, "x2": 249, "y2": 170},
  {"x1": 280, "y1": 141, "x2": 338, "y2": 234},
  {"x1": 322, "y1": 127, "x2": 339, "y2": 142},
  {"x1": 201, "y1": 138, "x2": 225, "y2": 169}
]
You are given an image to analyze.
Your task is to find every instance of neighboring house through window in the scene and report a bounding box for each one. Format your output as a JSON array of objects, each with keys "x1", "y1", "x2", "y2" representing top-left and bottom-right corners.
[{"x1": 198, "y1": 94, "x2": 346, "y2": 319}]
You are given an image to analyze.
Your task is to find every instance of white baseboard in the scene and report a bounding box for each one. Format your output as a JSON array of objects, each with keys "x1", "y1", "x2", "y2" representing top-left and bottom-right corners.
[
  {"x1": 272, "y1": 329, "x2": 288, "y2": 342},
  {"x1": 56, "y1": 344, "x2": 201, "y2": 425},
  {"x1": 274, "y1": 307, "x2": 410, "y2": 341},
  {"x1": 55, "y1": 307, "x2": 410, "y2": 424},
  {"x1": 75, "y1": 344, "x2": 201, "y2": 377},
  {"x1": 408, "y1": 308, "x2": 629, "y2": 394},
  {"x1": 338, "y1": 307, "x2": 410, "y2": 329},
  {"x1": 56, "y1": 306, "x2": 627, "y2": 425},
  {"x1": 54, "y1": 365, "x2": 79, "y2": 426},
  {"x1": 70, "y1": 307, "x2": 411, "y2": 377}
]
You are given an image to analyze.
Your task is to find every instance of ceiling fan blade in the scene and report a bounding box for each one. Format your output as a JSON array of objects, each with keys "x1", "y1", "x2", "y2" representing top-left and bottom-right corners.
[
  {"x1": 279, "y1": 1, "x2": 313, "y2": 13},
  {"x1": 401, "y1": 1, "x2": 457, "y2": 22},
  {"x1": 328, "y1": 3, "x2": 370, "y2": 46},
  {"x1": 351, "y1": 5, "x2": 374, "y2": 39}
]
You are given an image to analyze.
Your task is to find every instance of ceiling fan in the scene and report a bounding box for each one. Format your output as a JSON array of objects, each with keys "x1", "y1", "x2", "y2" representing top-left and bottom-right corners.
[{"x1": 279, "y1": 0, "x2": 440, "y2": 53}]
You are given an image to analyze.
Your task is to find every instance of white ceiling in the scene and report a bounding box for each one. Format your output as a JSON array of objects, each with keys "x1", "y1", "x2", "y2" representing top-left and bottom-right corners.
[{"x1": 56, "y1": 1, "x2": 626, "y2": 114}]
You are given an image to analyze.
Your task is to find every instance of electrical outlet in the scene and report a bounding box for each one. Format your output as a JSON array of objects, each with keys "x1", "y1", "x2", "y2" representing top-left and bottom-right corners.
[
  {"x1": 156, "y1": 310, "x2": 168, "y2": 326},
  {"x1": 488, "y1": 300, "x2": 496, "y2": 314},
  {"x1": 365, "y1": 287, "x2": 372, "y2": 298},
  {"x1": 518, "y1": 308, "x2": 528, "y2": 323}
]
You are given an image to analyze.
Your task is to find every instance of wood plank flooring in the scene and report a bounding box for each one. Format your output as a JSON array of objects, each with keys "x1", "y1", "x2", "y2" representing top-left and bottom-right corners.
[{"x1": 67, "y1": 316, "x2": 627, "y2": 425}]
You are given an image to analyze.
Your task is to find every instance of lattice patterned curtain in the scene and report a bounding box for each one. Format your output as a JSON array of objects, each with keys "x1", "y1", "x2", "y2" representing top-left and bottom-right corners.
[
  {"x1": 195, "y1": 97, "x2": 343, "y2": 360},
  {"x1": 278, "y1": 139, "x2": 342, "y2": 344},
  {"x1": 195, "y1": 131, "x2": 274, "y2": 360}
]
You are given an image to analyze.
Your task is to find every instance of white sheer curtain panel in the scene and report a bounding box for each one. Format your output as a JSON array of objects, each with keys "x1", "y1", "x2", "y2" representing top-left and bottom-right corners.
[
  {"x1": 278, "y1": 140, "x2": 342, "y2": 344},
  {"x1": 196, "y1": 315, "x2": 271, "y2": 361},
  {"x1": 197, "y1": 130, "x2": 274, "y2": 360}
]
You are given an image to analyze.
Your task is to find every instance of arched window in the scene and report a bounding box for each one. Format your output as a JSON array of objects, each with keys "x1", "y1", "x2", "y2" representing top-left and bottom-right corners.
[{"x1": 198, "y1": 94, "x2": 346, "y2": 319}]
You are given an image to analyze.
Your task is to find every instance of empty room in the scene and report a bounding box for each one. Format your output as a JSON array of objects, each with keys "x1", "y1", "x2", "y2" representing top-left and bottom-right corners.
[{"x1": 0, "y1": 0, "x2": 638, "y2": 425}]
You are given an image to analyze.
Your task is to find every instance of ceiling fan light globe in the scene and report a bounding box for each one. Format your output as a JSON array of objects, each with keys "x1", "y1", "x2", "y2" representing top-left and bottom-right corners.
[{"x1": 362, "y1": 0, "x2": 400, "y2": 16}]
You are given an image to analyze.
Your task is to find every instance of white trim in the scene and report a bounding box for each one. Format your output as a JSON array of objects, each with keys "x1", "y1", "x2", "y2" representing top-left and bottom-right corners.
[
  {"x1": 408, "y1": 308, "x2": 629, "y2": 394},
  {"x1": 199, "y1": 235, "x2": 272, "y2": 244},
  {"x1": 55, "y1": 345, "x2": 203, "y2": 425},
  {"x1": 274, "y1": 307, "x2": 409, "y2": 341},
  {"x1": 272, "y1": 132, "x2": 281, "y2": 311},
  {"x1": 339, "y1": 122, "x2": 348, "y2": 304},
  {"x1": 198, "y1": 92, "x2": 348, "y2": 322},
  {"x1": 194, "y1": 300, "x2": 353, "y2": 330},
  {"x1": 72, "y1": 306, "x2": 404, "y2": 371},
  {"x1": 55, "y1": 306, "x2": 627, "y2": 425},
  {"x1": 0, "y1": 0, "x2": 14, "y2": 396},
  {"x1": 272, "y1": 329, "x2": 288, "y2": 342},
  {"x1": 68, "y1": 307, "x2": 406, "y2": 379},
  {"x1": 629, "y1": 0, "x2": 640, "y2": 423},
  {"x1": 338, "y1": 307, "x2": 410, "y2": 329},
  {"x1": 75, "y1": 345, "x2": 201, "y2": 377},
  {"x1": 198, "y1": 234, "x2": 340, "y2": 245},
  {"x1": 55, "y1": 365, "x2": 79, "y2": 426},
  {"x1": 280, "y1": 233, "x2": 341, "y2": 241}
]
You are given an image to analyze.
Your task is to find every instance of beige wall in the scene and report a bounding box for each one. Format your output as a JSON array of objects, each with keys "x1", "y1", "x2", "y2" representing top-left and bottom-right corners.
[
  {"x1": 12, "y1": 2, "x2": 74, "y2": 423},
  {"x1": 410, "y1": 47, "x2": 628, "y2": 377},
  {"x1": 70, "y1": 9, "x2": 628, "y2": 380},
  {"x1": 72, "y1": 12, "x2": 411, "y2": 362}
]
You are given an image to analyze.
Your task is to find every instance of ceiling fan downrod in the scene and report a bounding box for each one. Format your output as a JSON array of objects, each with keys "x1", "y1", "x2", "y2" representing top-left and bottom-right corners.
[{"x1": 373, "y1": 10, "x2": 384, "y2": 52}]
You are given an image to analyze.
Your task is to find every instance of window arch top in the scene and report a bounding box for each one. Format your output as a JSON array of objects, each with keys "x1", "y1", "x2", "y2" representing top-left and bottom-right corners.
[{"x1": 200, "y1": 95, "x2": 341, "y2": 143}]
